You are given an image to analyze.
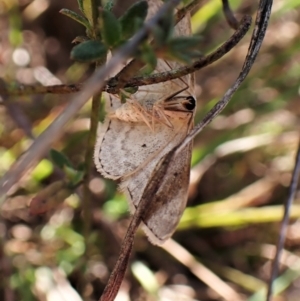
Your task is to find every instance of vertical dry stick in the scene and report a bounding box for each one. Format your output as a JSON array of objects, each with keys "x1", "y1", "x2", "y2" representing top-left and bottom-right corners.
[
  {"x1": 99, "y1": 149, "x2": 176, "y2": 301},
  {"x1": 83, "y1": 0, "x2": 106, "y2": 260},
  {"x1": 82, "y1": 90, "x2": 102, "y2": 295},
  {"x1": 266, "y1": 138, "x2": 300, "y2": 301},
  {"x1": 0, "y1": 0, "x2": 182, "y2": 198}
]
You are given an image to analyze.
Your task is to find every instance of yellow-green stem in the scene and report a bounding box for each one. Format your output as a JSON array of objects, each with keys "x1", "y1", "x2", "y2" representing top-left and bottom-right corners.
[{"x1": 82, "y1": 90, "x2": 102, "y2": 251}]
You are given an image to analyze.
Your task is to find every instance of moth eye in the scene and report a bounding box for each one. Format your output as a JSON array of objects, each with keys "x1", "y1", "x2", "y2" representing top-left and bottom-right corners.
[{"x1": 183, "y1": 96, "x2": 196, "y2": 111}]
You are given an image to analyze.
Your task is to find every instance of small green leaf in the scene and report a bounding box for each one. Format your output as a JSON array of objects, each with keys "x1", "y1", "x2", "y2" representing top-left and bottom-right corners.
[
  {"x1": 119, "y1": 87, "x2": 138, "y2": 103},
  {"x1": 104, "y1": 0, "x2": 115, "y2": 11},
  {"x1": 72, "y1": 171, "x2": 84, "y2": 186},
  {"x1": 153, "y1": 9, "x2": 174, "y2": 46},
  {"x1": 60, "y1": 9, "x2": 91, "y2": 30},
  {"x1": 77, "y1": 0, "x2": 84, "y2": 12},
  {"x1": 64, "y1": 166, "x2": 84, "y2": 186},
  {"x1": 164, "y1": 36, "x2": 202, "y2": 63},
  {"x1": 139, "y1": 43, "x2": 157, "y2": 73},
  {"x1": 124, "y1": 86, "x2": 138, "y2": 94},
  {"x1": 71, "y1": 40, "x2": 108, "y2": 62},
  {"x1": 119, "y1": 90, "x2": 130, "y2": 103},
  {"x1": 100, "y1": 9, "x2": 122, "y2": 48},
  {"x1": 168, "y1": 36, "x2": 202, "y2": 51},
  {"x1": 50, "y1": 149, "x2": 73, "y2": 169},
  {"x1": 119, "y1": 1, "x2": 148, "y2": 39},
  {"x1": 83, "y1": 1, "x2": 93, "y2": 24}
]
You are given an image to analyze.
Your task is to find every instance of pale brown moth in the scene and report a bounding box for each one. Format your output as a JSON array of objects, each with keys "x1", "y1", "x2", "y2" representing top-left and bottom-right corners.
[{"x1": 94, "y1": 0, "x2": 196, "y2": 244}]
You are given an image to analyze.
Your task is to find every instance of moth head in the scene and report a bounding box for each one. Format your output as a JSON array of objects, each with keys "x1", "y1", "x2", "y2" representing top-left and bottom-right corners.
[{"x1": 182, "y1": 96, "x2": 196, "y2": 111}]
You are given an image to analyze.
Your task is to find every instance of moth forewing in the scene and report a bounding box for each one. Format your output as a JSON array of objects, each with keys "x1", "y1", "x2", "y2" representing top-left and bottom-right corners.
[
  {"x1": 122, "y1": 140, "x2": 193, "y2": 245},
  {"x1": 94, "y1": 94, "x2": 124, "y2": 180}
]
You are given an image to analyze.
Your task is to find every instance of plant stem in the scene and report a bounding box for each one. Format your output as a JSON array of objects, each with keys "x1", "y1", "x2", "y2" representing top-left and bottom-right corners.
[{"x1": 91, "y1": 0, "x2": 100, "y2": 32}]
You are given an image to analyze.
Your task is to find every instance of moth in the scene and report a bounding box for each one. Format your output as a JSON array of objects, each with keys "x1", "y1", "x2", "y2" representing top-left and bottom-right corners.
[{"x1": 94, "y1": 0, "x2": 196, "y2": 245}]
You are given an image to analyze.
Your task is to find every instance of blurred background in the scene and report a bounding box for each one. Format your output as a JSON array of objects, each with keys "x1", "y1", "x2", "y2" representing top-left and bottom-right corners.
[{"x1": 0, "y1": 0, "x2": 300, "y2": 300}]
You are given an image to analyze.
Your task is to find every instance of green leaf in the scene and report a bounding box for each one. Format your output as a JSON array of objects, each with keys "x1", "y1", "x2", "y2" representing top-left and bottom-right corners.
[
  {"x1": 139, "y1": 43, "x2": 157, "y2": 73},
  {"x1": 153, "y1": 9, "x2": 174, "y2": 46},
  {"x1": 124, "y1": 86, "x2": 138, "y2": 94},
  {"x1": 104, "y1": 0, "x2": 115, "y2": 11},
  {"x1": 77, "y1": 0, "x2": 84, "y2": 12},
  {"x1": 165, "y1": 36, "x2": 203, "y2": 63},
  {"x1": 81, "y1": 0, "x2": 101, "y2": 25},
  {"x1": 64, "y1": 166, "x2": 84, "y2": 186},
  {"x1": 71, "y1": 40, "x2": 108, "y2": 62},
  {"x1": 168, "y1": 36, "x2": 202, "y2": 50},
  {"x1": 50, "y1": 149, "x2": 73, "y2": 169},
  {"x1": 82, "y1": 1, "x2": 93, "y2": 24},
  {"x1": 71, "y1": 171, "x2": 84, "y2": 186},
  {"x1": 60, "y1": 9, "x2": 91, "y2": 30},
  {"x1": 119, "y1": 1, "x2": 148, "y2": 39},
  {"x1": 164, "y1": 49, "x2": 202, "y2": 64},
  {"x1": 100, "y1": 9, "x2": 122, "y2": 48}
]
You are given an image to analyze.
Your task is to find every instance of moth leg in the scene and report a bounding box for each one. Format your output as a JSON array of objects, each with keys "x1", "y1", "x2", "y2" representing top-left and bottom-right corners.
[
  {"x1": 152, "y1": 103, "x2": 174, "y2": 129},
  {"x1": 128, "y1": 100, "x2": 175, "y2": 131},
  {"x1": 127, "y1": 100, "x2": 154, "y2": 131}
]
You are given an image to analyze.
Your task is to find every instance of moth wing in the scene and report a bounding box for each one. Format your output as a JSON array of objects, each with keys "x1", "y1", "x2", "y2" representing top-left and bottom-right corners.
[
  {"x1": 121, "y1": 140, "x2": 192, "y2": 245},
  {"x1": 131, "y1": 0, "x2": 194, "y2": 103},
  {"x1": 94, "y1": 93, "x2": 192, "y2": 179}
]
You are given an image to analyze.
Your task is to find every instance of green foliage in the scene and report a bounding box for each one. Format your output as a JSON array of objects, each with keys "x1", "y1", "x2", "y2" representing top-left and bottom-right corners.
[
  {"x1": 123, "y1": 86, "x2": 139, "y2": 95},
  {"x1": 152, "y1": 9, "x2": 174, "y2": 46},
  {"x1": 139, "y1": 43, "x2": 157, "y2": 73},
  {"x1": 31, "y1": 159, "x2": 54, "y2": 181},
  {"x1": 71, "y1": 40, "x2": 107, "y2": 62},
  {"x1": 64, "y1": 166, "x2": 84, "y2": 186},
  {"x1": 9, "y1": 6, "x2": 23, "y2": 46},
  {"x1": 165, "y1": 36, "x2": 202, "y2": 63},
  {"x1": 99, "y1": 9, "x2": 122, "y2": 48},
  {"x1": 119, "y1": 1, "x2": 148, "y2": 39},
  {"x1": 102, "y1": 195, "x2": 128, "y2": 220},
  {"x1": 50, "y1": 149, "x2": 73, "y2": 169},
  {"x1": 77, "y1": 0, "x2": 84, "y2": 12},
  {"x1": 59, "y1": 8, "x2": 91, "y2": 30},
  {"x1": 104, "y1": 0, "x2": 115, "y2": 11},
  {"x1": 82, "y1": 0, "x2": 96, "y2": 25},
  {"x1": 49, "y1": 149, "x2": 84, "y2": 186}
]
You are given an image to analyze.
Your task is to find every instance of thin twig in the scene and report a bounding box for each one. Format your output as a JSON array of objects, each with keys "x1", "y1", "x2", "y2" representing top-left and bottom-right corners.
[
  {"x1": 222, "y1": 0, "x2": 239, "y2": 30},
  {"x1": 174, "y1": 0, "x2": 273, "y2": 154},
  {"x1": 106, "y1": 59, "x2": 146, "y2": 92},
  {"x1": 0, "y1": 0, "x2": 206, "y2": 98},
  {"x1": 108, "y1": 0, "x2": 208, "y2": 92},
  {"x1": 162, "y1": 239, "x2": 242, "y2": 300},
  {"x1": 0, "y1": 5, "x2": 245, "y2": 98},
  {"x1": 0, "y1": 83, "x2": 82, "y2": 96},
  {"x1": 266, "y1": 138, "x2": 300, "y2": 301},
  {"x1": 99, "y1": 148, "x2": 176, "y2": 301},
  {"x1": 175, "y1": 0, "x2": 207, "y2": 23},
  {"x1": 0, "y1": 0, "x2": 183, "y2": 198},
  {"x1": 114, "y1": 14, "x2": 251, "y2": 92},
  {"x1": 82, "y1": 89, "x2": 102, "y2": 256}
]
